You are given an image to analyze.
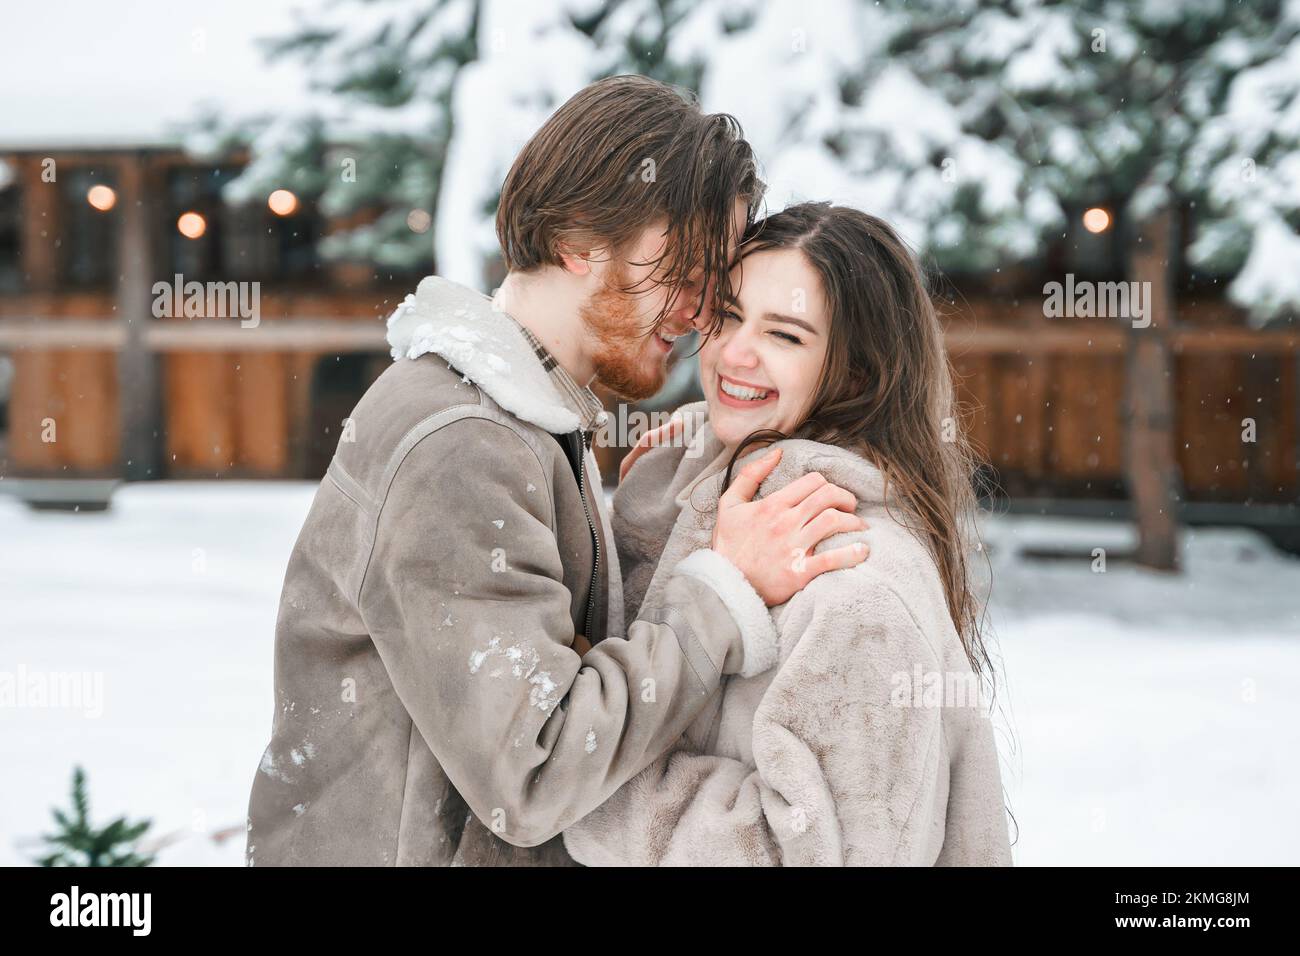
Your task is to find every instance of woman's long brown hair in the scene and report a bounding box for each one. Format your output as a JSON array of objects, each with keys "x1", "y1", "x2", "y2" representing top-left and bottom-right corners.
[{"x1": 720, "y1": 202, "x2": 993, "y2": 683}]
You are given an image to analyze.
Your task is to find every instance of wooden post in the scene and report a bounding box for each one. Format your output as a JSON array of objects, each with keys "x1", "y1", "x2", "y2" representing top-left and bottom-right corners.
[
  {"x1": 1125, "y1": 208, "x2": 1182, "y2": 571},
  {"x1": 9, "y1": 155, "x2": 62, "y2": 473},
  {"x1": 114, "y1": 154, "x2": 162, "y2": 480}
]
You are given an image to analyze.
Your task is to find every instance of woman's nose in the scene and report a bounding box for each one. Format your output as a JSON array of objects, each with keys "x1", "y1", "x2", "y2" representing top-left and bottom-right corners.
[{"x1": 720, "y1": 329, "x2": 758, "y2": 368}]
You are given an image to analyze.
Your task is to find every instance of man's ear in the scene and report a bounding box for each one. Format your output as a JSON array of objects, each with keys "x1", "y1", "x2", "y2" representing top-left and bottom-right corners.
[{"x1": 558, "y1": 247, "x2": 593, "y2": 276}]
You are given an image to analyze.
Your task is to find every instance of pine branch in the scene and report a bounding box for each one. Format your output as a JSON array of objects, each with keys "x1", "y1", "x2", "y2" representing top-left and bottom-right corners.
[{"x1": 33, "y1": 766, "x2": 156, "y2": 868}]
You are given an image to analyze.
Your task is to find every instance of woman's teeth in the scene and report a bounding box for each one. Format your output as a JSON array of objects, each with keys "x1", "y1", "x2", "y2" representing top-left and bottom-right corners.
[{"x1": 720, "y1": 379, "x2": 770, "y2": 401}]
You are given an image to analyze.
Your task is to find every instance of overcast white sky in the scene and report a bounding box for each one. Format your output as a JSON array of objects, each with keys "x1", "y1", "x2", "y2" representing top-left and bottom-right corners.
[{"x1": 1, "y1": 0, "x2": 316, "y2": 147}]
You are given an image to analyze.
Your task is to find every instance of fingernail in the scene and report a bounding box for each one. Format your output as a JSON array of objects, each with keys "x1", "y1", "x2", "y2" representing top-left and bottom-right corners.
[{"x1": 854, "y1": 542, "x2": 867, "y2": 553}]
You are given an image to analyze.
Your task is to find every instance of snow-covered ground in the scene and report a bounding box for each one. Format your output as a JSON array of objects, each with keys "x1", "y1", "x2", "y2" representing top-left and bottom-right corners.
[{"x1": 1, "y1": 482, "x2": 1297, "y2": 866}]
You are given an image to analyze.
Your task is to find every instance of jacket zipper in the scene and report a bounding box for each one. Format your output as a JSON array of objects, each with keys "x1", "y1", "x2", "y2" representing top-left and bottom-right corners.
[{"x1": 575, "y1": 429, "x2": 600, "y2": 644}]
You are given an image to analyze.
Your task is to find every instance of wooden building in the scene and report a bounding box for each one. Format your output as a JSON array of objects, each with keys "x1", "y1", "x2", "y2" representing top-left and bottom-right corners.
[
  {"x1": 0, "y1": 146, "x2": 1297, "y2": 526},
  {"x1": 0, "y1": 146, "x2": 407, "y2": 482}
]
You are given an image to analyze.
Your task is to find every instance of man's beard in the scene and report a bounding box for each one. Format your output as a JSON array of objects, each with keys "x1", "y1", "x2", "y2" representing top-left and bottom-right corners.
[{"x1": 578, "y1": 275, "x2": 667, "y2": 401}]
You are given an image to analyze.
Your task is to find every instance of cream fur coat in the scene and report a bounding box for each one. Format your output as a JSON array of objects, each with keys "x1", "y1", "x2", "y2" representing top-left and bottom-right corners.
[{"x1": 563, "y1": 403, "x2": 1014, "y2": 866}]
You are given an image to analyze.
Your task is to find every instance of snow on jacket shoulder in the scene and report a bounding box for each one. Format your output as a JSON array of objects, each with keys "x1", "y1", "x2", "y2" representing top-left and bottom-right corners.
[{"x1": 563, "y1": 423, "x2": 1014, "y2": 866}]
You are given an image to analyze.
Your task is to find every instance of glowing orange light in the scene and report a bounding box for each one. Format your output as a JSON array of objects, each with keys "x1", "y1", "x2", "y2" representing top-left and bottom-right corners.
[
  {"x1": 177, "y1": 211, "x2": 207, "y2": 239},
  {"x1": 1082, "y1": 207, "x2": 1111, "y2": 234},
  {"x1": 86, "y1": 184, "x2": 117, "y2": 211},
  {"x1": 267, "y1": 189, "x2": 298, "y2": 216}
]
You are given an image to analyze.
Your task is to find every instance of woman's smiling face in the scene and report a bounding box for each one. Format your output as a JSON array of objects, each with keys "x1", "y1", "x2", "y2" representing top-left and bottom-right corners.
[{"x1": 700, "y1": 247, "x2": 831, "y2": 448}]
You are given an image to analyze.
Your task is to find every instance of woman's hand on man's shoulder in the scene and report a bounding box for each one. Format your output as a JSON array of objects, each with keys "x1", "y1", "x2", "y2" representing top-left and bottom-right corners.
[{"x1": 619, "y1": 415, "x2": 684, "y2": 482}]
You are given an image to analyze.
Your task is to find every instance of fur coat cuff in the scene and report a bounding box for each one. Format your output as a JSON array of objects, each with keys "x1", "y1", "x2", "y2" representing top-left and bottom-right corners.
[{"x1": 675, "y1": 548, "x2": 779, "y2": 678}]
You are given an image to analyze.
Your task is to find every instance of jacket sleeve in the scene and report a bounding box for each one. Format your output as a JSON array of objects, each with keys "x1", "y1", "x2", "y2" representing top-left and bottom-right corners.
[
  {"x1": 357, "y1": 414, "x2": 778, "y2": 847},
  {"x1": 562, "y1": 572, "x2": 953, "y2": 866}
]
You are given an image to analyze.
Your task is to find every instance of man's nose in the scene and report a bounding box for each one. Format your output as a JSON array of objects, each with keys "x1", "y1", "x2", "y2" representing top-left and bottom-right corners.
[
  {"x1": 663, "y1": 301, "x2": 699, "y2": 336},
  {"x1": 675, "y1": 300, "x2": 700, "y2": 327},
  {"x1": 672, "y1": 279, "x2": 712, "y2": 331}
]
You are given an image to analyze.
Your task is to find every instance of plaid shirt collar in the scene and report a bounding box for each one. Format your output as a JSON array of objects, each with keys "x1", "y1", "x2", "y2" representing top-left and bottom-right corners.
[{"x1": 512, "y1": 318, "x2": 607, "y2": 435}]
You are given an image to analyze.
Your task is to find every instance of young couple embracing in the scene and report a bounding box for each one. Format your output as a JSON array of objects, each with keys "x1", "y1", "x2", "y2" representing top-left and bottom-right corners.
[{"x1": 247, "y1": 74, "x2": 1012, "y2": 867}]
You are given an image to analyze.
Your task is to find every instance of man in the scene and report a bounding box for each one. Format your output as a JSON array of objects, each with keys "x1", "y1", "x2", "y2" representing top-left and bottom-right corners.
[{"x1": 246, "y1": 75, "x2": 868, "y2": 866}]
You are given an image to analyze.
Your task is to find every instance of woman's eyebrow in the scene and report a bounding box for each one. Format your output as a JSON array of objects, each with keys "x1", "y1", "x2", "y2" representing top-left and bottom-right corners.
[{"x1": 763, "y1": 312, "x2": 819, "y2": 335}]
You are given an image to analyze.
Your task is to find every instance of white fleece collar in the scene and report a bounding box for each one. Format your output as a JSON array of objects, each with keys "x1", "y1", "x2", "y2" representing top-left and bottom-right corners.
[{"x1": 385, "y1": 275, "x2": 581, "y2": 434}]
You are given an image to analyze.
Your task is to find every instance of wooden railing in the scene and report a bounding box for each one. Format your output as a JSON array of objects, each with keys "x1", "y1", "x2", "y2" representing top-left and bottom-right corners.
[
  {"x1": 2, "y1": 317, "x2": 1296, "y2": 500},
  {"x1": 0, "y1": 318, "x2": 390, "y2": 351},
  {"x1": 2, "y1": 317, "x2": 1297, "y2": 355}
]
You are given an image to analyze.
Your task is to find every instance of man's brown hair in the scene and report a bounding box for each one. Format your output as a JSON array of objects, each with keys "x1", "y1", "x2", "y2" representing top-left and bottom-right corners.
[{"x1": 496, "y1": 74, "x2": 763, "y2": 333}]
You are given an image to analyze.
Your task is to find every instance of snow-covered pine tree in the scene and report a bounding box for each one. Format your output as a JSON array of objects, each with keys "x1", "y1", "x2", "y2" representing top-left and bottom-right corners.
[
  {"x1": 187, "y1": 0, "x2": 481, "y2": 274},
  {"x1": 191, "y1": 0, "x2": 1300, "y2": 317},
  {"x1": 675, "y1": 0, "x2": 1299, "y2": 570},
  {"x1": 189, "y1": 0, "x2": 705, "y2": 284},
  {"x1": 675, "y1": 0, "x2": 1300, "y2": 323}
]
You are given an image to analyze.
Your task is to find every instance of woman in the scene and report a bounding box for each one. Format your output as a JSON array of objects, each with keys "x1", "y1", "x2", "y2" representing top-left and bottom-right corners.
[{"x1": 562, "y1": 202, "x2": 1013, "y2": 866}]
